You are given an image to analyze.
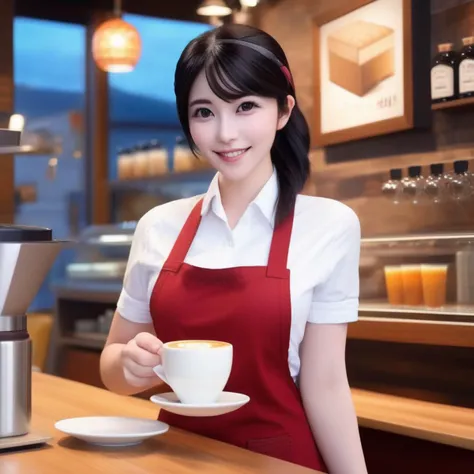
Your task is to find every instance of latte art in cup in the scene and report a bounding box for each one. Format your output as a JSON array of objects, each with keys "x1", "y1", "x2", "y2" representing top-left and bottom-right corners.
[
  {"x1": 165, "y1": 340, "x2": 230, "y2": 349},
  {"x1": 153, "y1": 339, "x2": 233, "y2": 404}
]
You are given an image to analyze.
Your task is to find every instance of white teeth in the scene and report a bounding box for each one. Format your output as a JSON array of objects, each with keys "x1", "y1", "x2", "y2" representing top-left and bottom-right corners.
[{"x1": 220, "y1": 149, "x2": 246, "y2": 158}]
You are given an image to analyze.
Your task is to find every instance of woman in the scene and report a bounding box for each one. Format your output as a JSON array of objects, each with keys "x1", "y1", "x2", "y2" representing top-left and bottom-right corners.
[{"x1": 100, "y1": 23, "x2": 367, "y2": 473}]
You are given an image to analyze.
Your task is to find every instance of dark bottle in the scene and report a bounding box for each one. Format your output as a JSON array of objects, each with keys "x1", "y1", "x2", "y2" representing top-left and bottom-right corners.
[
  {"x1": 458, "y1": 36, "x2": 474, "y2": 98},
  {"x1": 431, "y1": 43, "x2": 458, "y2": 103}
]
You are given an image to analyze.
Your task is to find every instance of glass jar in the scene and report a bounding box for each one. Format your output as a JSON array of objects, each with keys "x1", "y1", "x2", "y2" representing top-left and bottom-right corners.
[
  {"x1": 381, "y1": 168, "x2": 403, "y2": 204},
  {"x1": 402, "y1": 165, "x2": 425, "y2": 204},
  {"x1": 448, "y1": 160, "x2": 471, "y2": 201},
  {"x1": 148, "y1": 140, "x2": 169, "y2": 176},
  {"x1": 117, "y1": 147, "x2": 133, "y2": 180},
  {"x1": 424, "y1": 163, "x2": 445, "y2": 204}
]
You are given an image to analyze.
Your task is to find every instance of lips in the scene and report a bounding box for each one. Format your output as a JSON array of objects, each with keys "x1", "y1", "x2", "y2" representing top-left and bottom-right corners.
[{"x1": 214, "y1": 147, "x2": 251, "y2": 163}]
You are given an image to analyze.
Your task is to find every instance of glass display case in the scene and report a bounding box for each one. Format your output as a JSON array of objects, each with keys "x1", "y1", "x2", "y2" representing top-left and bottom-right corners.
[
  {"x1": 359, "y1": 232, "x2": 474, "y2": 322},
  {"x1": 64, "y1": 224, "x2": 474, "y2": 323},
  {"x1": 64, "y1": 221, "x2": 136, "y2": 283}
]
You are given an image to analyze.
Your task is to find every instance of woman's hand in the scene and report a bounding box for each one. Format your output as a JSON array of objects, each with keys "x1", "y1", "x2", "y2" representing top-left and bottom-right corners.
[{"x1": 121, "y1": 332, "x2": 163, "y2": 388}]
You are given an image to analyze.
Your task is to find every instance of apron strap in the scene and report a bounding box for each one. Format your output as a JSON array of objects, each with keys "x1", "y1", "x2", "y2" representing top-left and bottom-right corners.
[
  {"x1": 266, "y1": 210, "x2": 295, "y2": 279},
  {"x1": 162, "y1": 198, "x2": 204, "y2": 273},
  {"x1": 162, "y1": 196, "x2": 294, "y2": 278}
]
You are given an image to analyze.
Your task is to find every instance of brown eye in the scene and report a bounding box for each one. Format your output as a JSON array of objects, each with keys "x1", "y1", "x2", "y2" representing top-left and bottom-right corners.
[
  {"x1": 238, "y1": 101, "x2": 258, "y2": 112},
  {"x1": 193, "y1": 108, "x2": 213, "y2": 118}
]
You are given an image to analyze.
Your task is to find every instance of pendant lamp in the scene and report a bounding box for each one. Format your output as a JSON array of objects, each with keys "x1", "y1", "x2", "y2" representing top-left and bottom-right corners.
[
  {"x1": 92, "y1": 0, "x2": 142, "y2": 73},
  {"x1": 197, "y1": 0, "x2": 232, "y2": 17},
  {"x1": 240, "y1": 0, "x2": 259, "y2": 6}
]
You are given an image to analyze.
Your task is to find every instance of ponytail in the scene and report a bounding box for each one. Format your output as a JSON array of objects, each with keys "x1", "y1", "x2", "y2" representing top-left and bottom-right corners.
[{"x1": 271, "y1": 103, "x2": 310, "y2": 226}]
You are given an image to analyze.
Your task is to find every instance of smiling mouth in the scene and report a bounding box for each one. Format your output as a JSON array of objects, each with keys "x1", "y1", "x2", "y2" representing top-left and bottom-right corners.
[{"x1": 215, "y1": 147, "x2": 251, "y2": 162}]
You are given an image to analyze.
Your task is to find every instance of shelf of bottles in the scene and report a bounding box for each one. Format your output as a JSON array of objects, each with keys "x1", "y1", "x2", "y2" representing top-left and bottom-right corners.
[
  {"x1": 111, "y1": 136, "x2": 213, "y2": 192},
  {"x1": 381, "y1": 160, "x2": 473, "y2": 206},
  {"x1": 431, "y1": 36, "x2": 474, "y2": 109}
]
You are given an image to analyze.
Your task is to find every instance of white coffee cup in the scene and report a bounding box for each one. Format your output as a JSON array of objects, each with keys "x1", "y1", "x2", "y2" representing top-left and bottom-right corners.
[{"x1": 153, "y1": 340, "x2": 233, "y2": 405}]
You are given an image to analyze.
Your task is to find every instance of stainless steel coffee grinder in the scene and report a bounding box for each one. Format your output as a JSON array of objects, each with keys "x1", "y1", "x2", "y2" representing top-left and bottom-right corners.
[
  {"x1": 0, "y1": 128, "x2": 63, "y2": 438},
  {"x1": 0, "y1": 226, "x2": 62, "y2": 438}
]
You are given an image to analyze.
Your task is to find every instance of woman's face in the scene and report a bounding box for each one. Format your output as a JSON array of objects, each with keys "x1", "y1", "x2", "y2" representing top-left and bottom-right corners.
[{"x1": 188, "y1": 70, "x2": 294, "y2": 184}]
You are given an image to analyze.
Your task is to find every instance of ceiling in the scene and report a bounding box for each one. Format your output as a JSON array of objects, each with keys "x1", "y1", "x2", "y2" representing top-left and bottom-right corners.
[{"x1": 14, "y1": 0, "x2": 244, "y2": 25}]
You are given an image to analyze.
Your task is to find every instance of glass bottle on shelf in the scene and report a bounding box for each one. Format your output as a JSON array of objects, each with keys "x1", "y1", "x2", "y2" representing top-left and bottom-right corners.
[
  {"x1": 458, "y1": 36, "x2": 474, "y2": 98},
  {"x1": 424, "y1": 163, "x2": 445, "y2": 204},
  {"x1": 148, "y1": 140, "x2": 168, "y2": 176},
  {"x1": 381, "y1": 168, "x2": 403, "y2": 204},
  {"x1": 117, "y1": 147, "x2": 132, "y2": 181},
  {"x1": 133, "y1": 143, "x2": 149, "y2": 179},
  {"x1": 448, "y1": 160, "x2": 471, "y2": 201},
  {"x1": 431, "y1": 43, "x2": 458, "y2": 103},
  {"x1": 173, "y1": 136, "x2": 193, "y2": 173},
  {"x1": 401, "y1": 165, "x2": 425, "y2": 204}
]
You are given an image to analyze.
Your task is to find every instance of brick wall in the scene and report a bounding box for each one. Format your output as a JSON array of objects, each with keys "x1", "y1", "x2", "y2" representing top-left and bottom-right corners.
[
  {"x1": 0, "y1": 0, "x2": 14, "y2": 223},
  {"x1": 257, "y1": 0, "x2": 474, "y2": 236}
]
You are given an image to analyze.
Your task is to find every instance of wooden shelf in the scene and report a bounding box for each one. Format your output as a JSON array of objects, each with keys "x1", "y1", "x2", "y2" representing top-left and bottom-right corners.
[
  {"x1": 432, "y1": 96, "x2": 474, "y2": 111},
  {"x1": 109, "y1": 169, "x2": 214, "y2": 192},
  {"x1": 348, "y1": 316, "x2": 474, "y2": 348},
  {"x1": 359, "y1": 302, "x2": 474, "y2": 322},
  {"x1": 52, "y1": 281, "x2": 121, "y2": 304},
  {"x1": 60, "y1": 333, "x2": 107, "y2": 350}
]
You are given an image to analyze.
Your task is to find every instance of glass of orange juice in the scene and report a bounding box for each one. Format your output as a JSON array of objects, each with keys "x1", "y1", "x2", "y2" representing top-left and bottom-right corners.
[
  {"x1": 384, "y1": 266, "x2": 404, "y2": 305},
  {"x1": 401, "y1": 265, "x2": 424, "y2": 306},
  {"x1": 421, "y1": 264, "x2": 448, "y2": 308}
]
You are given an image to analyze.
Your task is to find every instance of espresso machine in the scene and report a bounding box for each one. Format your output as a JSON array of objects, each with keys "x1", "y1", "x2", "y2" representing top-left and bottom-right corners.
[{"x1": 0, "y1": 128, "x2": 63, "y2": 440}]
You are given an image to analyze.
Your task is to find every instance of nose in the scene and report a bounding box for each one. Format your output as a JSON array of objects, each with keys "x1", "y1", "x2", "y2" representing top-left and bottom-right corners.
[{"x1": 216, "y1": 115, "x2": 238, "y2": 144}]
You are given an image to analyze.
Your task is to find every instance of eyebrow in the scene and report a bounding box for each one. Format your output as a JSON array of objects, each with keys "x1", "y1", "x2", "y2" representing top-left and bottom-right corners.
[{"x1": 189, "y1": 98, "x2": 213, "y2": 108}]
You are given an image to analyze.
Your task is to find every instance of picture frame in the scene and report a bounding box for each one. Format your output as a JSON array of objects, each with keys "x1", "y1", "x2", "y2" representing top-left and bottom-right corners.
[{"x1": 312, "y1": 0, "x2": 430, "y2": 147}]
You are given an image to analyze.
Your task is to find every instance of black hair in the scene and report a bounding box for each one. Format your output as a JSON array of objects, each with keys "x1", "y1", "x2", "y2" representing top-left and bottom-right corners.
[{"x1": 174, "y1": 24, "x2": 310, "y2": 225}]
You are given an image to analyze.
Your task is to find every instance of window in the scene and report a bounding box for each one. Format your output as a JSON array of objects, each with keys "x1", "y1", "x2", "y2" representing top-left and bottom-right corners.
[
  {"x1": 14, "y1": 17, "x2": 86, "y2": 310},
  {"x1": 108, "y1": 15, "x2": 212, "y2": 179}
]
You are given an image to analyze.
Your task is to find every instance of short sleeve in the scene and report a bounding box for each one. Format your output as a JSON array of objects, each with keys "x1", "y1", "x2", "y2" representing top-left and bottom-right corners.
[
  {"x1": 116, "y1": 216, "x2": 153, "y2": 324},
  {"x1": 308, "y1": 209, "x2": 361, "y2": 324}
]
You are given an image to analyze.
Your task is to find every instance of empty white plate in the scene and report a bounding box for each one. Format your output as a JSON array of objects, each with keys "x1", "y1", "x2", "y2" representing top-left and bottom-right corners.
[
  {"x1": 150, "y1": 391, "x2": 250, "y2": 417},
  {"x1": 54, "y1": 416, "x2": 169, "y2": 447}
]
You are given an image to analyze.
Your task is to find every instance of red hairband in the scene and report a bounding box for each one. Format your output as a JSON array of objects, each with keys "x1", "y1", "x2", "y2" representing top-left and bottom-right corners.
[
  {"x1": 219, "y1": 39, "x2": 294, "y2": 89},
  {"x1": 280, "y1": 65, "x2": 294, "y2": 88}
]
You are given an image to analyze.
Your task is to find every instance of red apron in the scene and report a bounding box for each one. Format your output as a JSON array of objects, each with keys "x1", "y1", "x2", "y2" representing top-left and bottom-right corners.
[{"x1": 150, "y1": 198, "x2": 327, "y2": 472}]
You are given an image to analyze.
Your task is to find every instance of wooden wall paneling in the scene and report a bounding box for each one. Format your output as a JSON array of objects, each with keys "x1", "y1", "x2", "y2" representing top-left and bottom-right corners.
[
  {"x1": 346, "y1": 339, "x2": 474, "y2": 409},
  {"x1": 359, "y1": 427, "x2": 474, "y2": 474},
  {"x1": 0, "y1": 0, "x2": 14, "y2": 224},
  {"x1": 85, "y1": 12, "x2": 110, "y2": 225}
]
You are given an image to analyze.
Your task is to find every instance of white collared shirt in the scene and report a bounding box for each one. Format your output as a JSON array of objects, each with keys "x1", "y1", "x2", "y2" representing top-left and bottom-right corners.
[{"x1": 117, "y1": 170, "x2": 360, "y2": 379}]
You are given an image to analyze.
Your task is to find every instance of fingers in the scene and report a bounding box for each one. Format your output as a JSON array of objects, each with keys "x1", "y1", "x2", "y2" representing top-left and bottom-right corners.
[
  {"x1": 123, "y1": 357, "x2": 156, "y2": 379},
  {"x1": 123, "y1": 340, "x2": 162, "y2": 367},
  {"x1": 123, "y1": 366, "x2": 156, "y2": 388},
  {"x1": 135, "y1": 332, "x2": 163, "y2": 355},
  {"x1": 122, "y1": 332, "x2": 164, "y2": 388}
]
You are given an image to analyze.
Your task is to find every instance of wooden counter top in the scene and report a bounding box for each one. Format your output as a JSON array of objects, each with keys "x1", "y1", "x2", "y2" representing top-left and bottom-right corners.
[
  {"x1": 352, "y1": 388, "x2": 474, "y2": 451},
  {"x1": 1, "y1": 373, "x2": 317, "y2": 473},
  {"x1": 3, "y1": 373, "x2": 474, "y2": 474}
]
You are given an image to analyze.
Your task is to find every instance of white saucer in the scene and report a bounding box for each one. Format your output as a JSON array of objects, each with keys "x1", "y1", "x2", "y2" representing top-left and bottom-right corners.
[
  {"x1": 150, "y1": 392, "x2": 250, "y2": 417},
  {"x1": 54, "y1": 416, "x2": 169, "y2": 447}
]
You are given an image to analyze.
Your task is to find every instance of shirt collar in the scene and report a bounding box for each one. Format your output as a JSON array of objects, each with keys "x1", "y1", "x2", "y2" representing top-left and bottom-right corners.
[{"x1": 201, "y1": 169, "x2": 279, "y2": 227}]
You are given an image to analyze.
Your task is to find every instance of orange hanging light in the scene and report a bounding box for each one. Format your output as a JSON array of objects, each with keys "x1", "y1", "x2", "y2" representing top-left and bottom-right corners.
[{"x1": 92, "y1": 0, "x2": 141, "y2": 73}]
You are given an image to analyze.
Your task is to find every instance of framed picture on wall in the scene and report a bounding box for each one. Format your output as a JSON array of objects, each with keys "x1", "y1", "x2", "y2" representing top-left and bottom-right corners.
[{"x1": 312, "y1": 0, "x2": 430, "y2": 147}]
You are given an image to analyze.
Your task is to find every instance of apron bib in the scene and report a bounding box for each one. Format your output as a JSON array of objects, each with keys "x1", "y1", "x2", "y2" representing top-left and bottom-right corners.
[{"x1": 150, "y1": 198, "x2": 326, "y2": 472}]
